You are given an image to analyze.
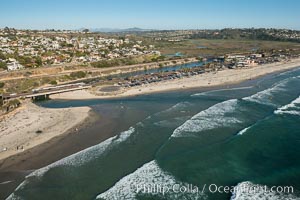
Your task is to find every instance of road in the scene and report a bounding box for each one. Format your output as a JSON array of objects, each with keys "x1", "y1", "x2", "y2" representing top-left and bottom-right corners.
[{"x1": 2, "y1": 84, "x2": 91, "y2": 100}]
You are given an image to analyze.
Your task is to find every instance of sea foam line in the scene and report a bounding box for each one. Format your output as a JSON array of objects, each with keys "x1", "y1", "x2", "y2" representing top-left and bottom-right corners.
[
  {"x1": 155, "y1": 101, "x2": 193, "y2": 116},
  {"x1": 191, "y1": 86, "x2": 253, "y2": 97}
]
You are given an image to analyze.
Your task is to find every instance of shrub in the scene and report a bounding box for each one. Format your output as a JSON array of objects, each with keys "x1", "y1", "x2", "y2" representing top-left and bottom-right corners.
[
  {"x1": 70, "y1": 71, "x2": 86, "y2": 79},
  {"x1": 50, "y1": 80, "x2": 57, "y2": 85},
  {"x1": 0, "y1": 61, "x2": 7, "y2": 70}
]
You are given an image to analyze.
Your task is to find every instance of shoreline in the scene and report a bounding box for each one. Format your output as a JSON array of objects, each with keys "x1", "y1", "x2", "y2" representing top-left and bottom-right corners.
[
  {"x1": 50, "y1": 58, "x2": 300, "y2": 100},
  {"x1": 0, "y1": 66, "x2": 298, "y2": 199},
  {"x1": 0, "y1": 101, "x2": 91, "y2": 166}
]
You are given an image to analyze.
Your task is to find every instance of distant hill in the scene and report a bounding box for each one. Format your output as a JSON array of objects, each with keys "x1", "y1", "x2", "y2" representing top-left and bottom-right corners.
[{"x1": 85, "y1": 27, "x2": 155, "y2": 33}]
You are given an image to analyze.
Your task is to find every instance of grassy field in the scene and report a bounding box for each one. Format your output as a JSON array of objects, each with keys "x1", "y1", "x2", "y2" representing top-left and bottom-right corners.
[{"x1": 155, "y1": 39, "x2": 300, "y2": 56}]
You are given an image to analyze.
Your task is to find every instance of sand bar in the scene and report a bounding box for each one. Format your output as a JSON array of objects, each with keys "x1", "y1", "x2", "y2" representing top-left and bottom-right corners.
[{"x1": 0, "y1": 102, "x2": 90, "y2": 161}]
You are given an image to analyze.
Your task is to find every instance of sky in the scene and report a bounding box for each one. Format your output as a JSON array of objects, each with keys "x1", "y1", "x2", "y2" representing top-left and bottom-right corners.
[{"x1": 0, "y1": 0, "x2": 299, "y2": 30}]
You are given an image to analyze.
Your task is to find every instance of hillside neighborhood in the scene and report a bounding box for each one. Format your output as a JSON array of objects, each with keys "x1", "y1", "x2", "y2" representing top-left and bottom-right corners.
[{"x1": 0, "y1": 28, "x2": 160, "y2": 70}]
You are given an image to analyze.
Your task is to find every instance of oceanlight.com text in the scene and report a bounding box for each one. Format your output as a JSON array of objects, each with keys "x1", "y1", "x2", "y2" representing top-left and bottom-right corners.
[{"x1": 133, "y1": 183, "x2": 294, "y2": 195}]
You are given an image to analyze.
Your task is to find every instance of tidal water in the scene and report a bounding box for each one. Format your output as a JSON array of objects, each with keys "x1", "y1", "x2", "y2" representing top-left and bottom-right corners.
[{"x1": 6, "y1": 66, "x2": 300, "y2": 200}]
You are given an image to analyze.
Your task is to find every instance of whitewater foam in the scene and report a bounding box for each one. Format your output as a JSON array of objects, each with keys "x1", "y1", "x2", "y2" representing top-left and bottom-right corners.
[
  {"x1": 192, "y1": 86, "x2": 253, "y2": 97},
  {"x1": 7, "y1": 127, "x2": 135, "y2": 199},
  {"x1": 172, "y1": 99, "x2": 242, "y2": 137},
  {"x1": 237, "y1": 126, "x2": 251, "y2": 136},
  {"x1": 277, "y1": 67, "x2": 300, "y2": 77},
  {"x1": 96, "y1": 160, "x2": 206, "y2": 200},
  {"x1": 275, "y1": 95, "x2": 300, "y2": 116},
  {"x1": 243, "y1": 85, "x2": 284, "y2": 107},
  {"x1": 243, "y1": 76, "x2": 299, "y2": 107},
  {"x1": 230, "y1": 181, "x2": 299, "y2": 200},
  {"x1": 32, "y1": 127, "x2": 134, "y2": 176},
  {"x1": 156, "y1": 102, "x2": 193, "y2": 116},
  {"x1": 275, "y1": 110, "x2": 300, "y2": 116},
  {"x1": 0, "y1": 180, "x2": 13, "y2": 185}
]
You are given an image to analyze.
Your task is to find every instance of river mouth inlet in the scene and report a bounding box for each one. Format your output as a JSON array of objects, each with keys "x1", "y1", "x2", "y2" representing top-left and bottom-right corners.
[{"x1": 2, "y1": 66, "x2": 300, "y2": 200}]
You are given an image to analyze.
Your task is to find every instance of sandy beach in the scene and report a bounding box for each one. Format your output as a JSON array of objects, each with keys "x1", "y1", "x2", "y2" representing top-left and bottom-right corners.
[
  {"x1": 51, "y1": 57, "x2": 300, "y2": 100},
  {"x1": 0, "y1": 102, "x2": 91, "y2": 162}
]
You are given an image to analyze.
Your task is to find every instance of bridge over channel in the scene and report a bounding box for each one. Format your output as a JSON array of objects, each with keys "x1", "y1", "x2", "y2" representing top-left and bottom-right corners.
[{"x1": 1, "y1": 85, "x2": 91, "y2": 101}]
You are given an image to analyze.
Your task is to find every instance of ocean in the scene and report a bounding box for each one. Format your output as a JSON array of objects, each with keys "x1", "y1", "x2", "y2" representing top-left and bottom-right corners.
[{"x1": 6, "y1": 66, "x2": 300, "y2": 200}]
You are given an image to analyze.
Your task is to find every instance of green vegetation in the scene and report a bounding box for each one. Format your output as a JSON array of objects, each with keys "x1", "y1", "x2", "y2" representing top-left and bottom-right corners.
[
  {"x1": 0, "y1": 82, "x2": 5, "y2": 88},
  {"x1": 0, "y1": 61, "x2": 7, "y2": 70},
  {"x1": 4, "y1": 77, "x2": 53, "y2": 93},
  {"x1": 50, "y1": 80, "x2": 58, "y2": 85},
  {"x1": 0, "y1": 52, "x2": 6, "y2": 60},
  {"x1": 91, "y1": 55, "x2": 163, "y2": 68},
  {"x1": 35, "y1": 56, "x2": 43, "y2": 66},
  {"x1": 189, "y1": 28, "x2": 300, "y2": 43},
  {"x1": 1, "y1": 99, "x2": 21, "y2": 113},
  {"x1": 91, "y1": 60, "x2": 116, "y2": 68},
  {"x1": 150, "y1": 55, "x2": 166, "y2": 62},
  {"x1": 155, "y1": 39, "x2": 300, "y2": 56},
  {"x1": 8, "y1": 99, "x2": 20, "y2": 107},
  {"x1": 70, "y1": 71, "x2": 86, "y2": 79}
]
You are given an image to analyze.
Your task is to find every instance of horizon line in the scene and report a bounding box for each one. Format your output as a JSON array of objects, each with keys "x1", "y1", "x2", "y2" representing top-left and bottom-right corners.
[{"x1": 1, "y1": 26, "x2": 300, "y2": 31}]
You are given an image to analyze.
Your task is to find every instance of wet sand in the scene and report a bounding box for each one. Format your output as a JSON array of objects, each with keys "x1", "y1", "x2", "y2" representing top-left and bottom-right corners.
[
  {"x1": 0, "y1": 102, "x2": 91, "y2": 162},
  {"x1": 1, "y1": 61, "x2": 300, "y2": 199},
  {"x1": 0, "y1": 102, "x2": 91, "y2": 199},
  {"x1": 0, "y1": 101, "x2": 160, "y2": 199}
]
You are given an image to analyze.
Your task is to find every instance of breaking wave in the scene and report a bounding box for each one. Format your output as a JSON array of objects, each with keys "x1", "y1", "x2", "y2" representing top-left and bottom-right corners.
[
  {"x1": 243, "y1": 80, "x2": 288, "y2": 107},
  {"x1": 274, "y1": 95, "x2": 300, "y2": 116},
  {"x1": 33, "y1": 127, "x2": 134, "y2": 177},
  {"x1": 237, "y1": 126, "x2": 251, "y2": 136},
  {"x1": 7, "y1": 127, "x2": 135, "y2": 199},
  {"x1": 172, "y1": 99, "x2": 242, "y2": 137},
  {"x1": 172, "y1": 75, "x2": 300, "y2": 138},
  {"x1": 96, "y1": 160, "x2": 206, "y2": 200},
  {"x1": 243, "y1": 76, "x2": 300, "y2": 107}
]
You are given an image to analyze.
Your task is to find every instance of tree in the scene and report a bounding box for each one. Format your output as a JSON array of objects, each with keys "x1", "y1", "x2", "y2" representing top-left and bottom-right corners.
[{"x1": 35, "y1": 56, "x2": 43, "y2": 67}]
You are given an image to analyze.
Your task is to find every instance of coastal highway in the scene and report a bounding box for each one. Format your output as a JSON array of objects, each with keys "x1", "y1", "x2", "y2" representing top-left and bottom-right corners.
[{"x1": 2, "y1": 83, "x2": 91, "y2": 100}]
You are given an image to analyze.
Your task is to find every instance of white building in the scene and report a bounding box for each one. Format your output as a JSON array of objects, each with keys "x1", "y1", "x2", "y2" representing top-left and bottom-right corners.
[{"x1": 7, "y1": 61, "x2": 24, "y2": 71}]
